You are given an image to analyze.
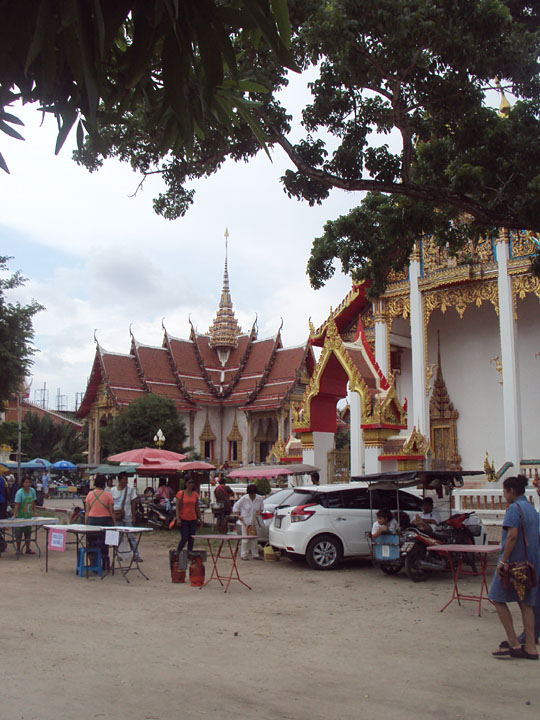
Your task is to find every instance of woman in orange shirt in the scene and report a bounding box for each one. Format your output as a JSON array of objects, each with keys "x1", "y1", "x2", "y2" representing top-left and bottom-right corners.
[
  {"x1": 176, "y1": 476, "x2": 202, "y2": 554},
  {"x1": 85, "y1": 474, "x2": 116, "y2": 570}
]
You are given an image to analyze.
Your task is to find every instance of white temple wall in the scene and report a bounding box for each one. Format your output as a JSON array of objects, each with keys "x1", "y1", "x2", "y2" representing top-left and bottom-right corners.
[
  {"x1": 517, "y1": 294, "x2": 540, "y2": 460},
  {"x1": 427, "y1": 304, "x2": 504, "y2": 471},
  {"x1": 390, "y1": 317, "x2": 413, "y2": 432}
]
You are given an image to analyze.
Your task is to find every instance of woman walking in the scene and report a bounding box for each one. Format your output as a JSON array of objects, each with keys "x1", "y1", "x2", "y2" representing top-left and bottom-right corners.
[
  {"x1": 490, "y1": 475, "x2": 539, "y2": 660},
  {"x1": 176, "y1": 476, "x2": 202, "y2": 554}
]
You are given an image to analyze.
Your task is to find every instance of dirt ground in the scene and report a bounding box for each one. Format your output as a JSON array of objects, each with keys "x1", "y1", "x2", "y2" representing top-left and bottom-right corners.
[{"x1": 2, "y1": 523, "x2": 539, "y2": 720}]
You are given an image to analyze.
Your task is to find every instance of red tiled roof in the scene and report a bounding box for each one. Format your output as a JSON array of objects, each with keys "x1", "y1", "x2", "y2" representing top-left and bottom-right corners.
[
  {"x1": 78, "y1": 328, "x2": 312, "y2": 419},
  {"x1": 103, "y1": 353, "x2": 143, "y2": 389}
]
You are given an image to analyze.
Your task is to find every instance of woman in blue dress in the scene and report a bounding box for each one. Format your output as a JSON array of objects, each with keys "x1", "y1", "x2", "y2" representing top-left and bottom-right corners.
[{"x1": 489, "y1": 475, "x2": 539, "y2": 659}]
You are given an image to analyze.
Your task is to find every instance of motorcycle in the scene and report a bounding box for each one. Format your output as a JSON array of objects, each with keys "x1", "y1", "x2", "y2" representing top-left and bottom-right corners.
[
  {"x1": 402, "y1": 511, "x2": 482, "y2": 582},
  {"x1": 147, "y1": 501, "x2": 177, "y2": 530}
]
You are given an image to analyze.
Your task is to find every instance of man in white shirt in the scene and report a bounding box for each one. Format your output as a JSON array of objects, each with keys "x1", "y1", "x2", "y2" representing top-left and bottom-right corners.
[
  {"x1": 414, "y1": 497, "x2": 442, "y2": 530},
  {"x1": 110, "y1": 472, "x2": 141, "y2": 561},
  {"x1": 233, "y1": 484, "x2": 264, "y2": 560}
]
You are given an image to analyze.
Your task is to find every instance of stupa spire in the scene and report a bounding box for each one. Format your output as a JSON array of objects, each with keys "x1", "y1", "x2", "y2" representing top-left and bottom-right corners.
[{"x1": 209, "y1": 228, "x2": 242, "y2": 352}]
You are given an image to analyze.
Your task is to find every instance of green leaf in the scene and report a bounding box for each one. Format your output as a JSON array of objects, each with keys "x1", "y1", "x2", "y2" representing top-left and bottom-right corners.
[
  {"x1": 0, "y1": 120, "x2": 25, "y2": 141},
  {"x1": 54, "y1": 111, "x2": 78, "y2": 154},
  {"x1": 0, "y1": 152, "x2": 10, "y2": 174},
  {"x1": 270, "y1": 0, "x2": 291, "y2": 47}
]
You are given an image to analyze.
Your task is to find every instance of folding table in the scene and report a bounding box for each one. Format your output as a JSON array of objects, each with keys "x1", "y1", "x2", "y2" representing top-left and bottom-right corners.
[
  {"x1": 44, "y1": 524, "x2": 152, "y2": 581},
  {"x1": 197, "y1": 534, "x2": 253, "y2": 592},
  {"x1": 0, "y1": 517, "x2": 58, "y2": 558},
  {"x1": 427, "y1": 543, "x2": 501, "y2": 616}
]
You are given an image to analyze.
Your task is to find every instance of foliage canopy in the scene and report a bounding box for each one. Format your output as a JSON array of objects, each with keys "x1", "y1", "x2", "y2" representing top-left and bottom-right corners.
[
  {"x1": 100, "y1": 394, "x2": 188, "y2": 456},
  {"x1": 0, "y1": 0, "x2": 295, "y2": 173},
  {"x1": 0, "y1": 257, "x2": 43, "y2": 405},
  {"x1": 76, "y1": 0, "x2": 540, "y2": 294}
]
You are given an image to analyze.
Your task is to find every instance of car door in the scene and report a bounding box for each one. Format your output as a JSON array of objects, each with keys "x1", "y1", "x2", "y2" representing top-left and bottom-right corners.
[{"x1": 327, "y1": 488, "x2": 371, "y2": 555}]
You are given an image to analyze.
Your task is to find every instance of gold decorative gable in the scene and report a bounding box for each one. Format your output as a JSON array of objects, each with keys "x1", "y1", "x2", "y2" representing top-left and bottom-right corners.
[
  {"x1": 227, "y1": 414, "x2": 242, "y2": 442},
  {"x1": 293, "y1": 314, "x2": 406, "y2": 436},
  {"x1": 200, "y1": 413, "x2": 216, "y2": 441},
  {"x1": 429, "y1": 339, "x2": 461, "y2": 470}
]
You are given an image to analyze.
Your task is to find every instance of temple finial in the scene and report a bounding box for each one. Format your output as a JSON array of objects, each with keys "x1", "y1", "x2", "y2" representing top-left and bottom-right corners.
[{"x1": 208, "y1": 229, "x2": 242, "y2": 350}]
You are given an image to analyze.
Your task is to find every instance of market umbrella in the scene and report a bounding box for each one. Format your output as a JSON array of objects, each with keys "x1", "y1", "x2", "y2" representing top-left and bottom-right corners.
[
  {"x1": 228, "y1": 465, "x2": 293, "y2": 479},
  {"x1": 107, "y1": 447, "x2": 186, "y2": 463},
  {"x1": 29, "y1": 457, "x2": 53, "y2": 468},
  {"x1": 135, "y1": 459, "x2": 189, "y2": 473},
  {"x1": 52, "y1": 460, "x2": 78, "y2": 470},
  {"x1": 177, "y1": 461, "x2": 216, "y2": 471}
]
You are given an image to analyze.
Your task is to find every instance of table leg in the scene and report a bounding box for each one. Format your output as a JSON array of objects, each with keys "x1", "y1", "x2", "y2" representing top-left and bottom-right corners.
[
  {"x1": 115, "y1": 533, "x2": 149, "y2": 582},
  {"x1": 45, "y1": 527, "x2": 49, "y2": 572},
  {"x1": 439, "y1": 552, "x2": 462, "y2": 612},
  {"x1": 202, "y1": 540, "x2": 224, "y2": 588},
  {"x1": 33, "y1": 525, "x2": 41, "y2": 558},
  {"x1": 224, "y1": 539, "x2": 251, "y2": 593}
]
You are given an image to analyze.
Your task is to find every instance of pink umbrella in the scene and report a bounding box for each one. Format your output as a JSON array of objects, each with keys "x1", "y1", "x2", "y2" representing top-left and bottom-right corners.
[
  {"x1": 135, "y1": 460, "x2": 215, "y2": 474},
  {"x1": 228, "y1": 465, "x2": 293, "y2": 479},
  {"x1": 107, "y1": 447, "x2": 186, "y2": 463}
]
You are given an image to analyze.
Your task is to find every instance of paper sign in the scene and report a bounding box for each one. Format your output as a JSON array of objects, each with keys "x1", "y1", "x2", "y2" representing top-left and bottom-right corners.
[
  {"x1": 382, "y1": 544, "x2": 390, "y2": 558},
  {"x1": 48, "y1": 528, "x2": 66, "y2": 552},
  {"x1": 105, "y1": 530, "x2": 120, "y2": 546}
]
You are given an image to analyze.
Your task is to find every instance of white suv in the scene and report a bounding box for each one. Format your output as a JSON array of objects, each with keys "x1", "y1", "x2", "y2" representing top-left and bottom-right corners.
[{"x1": 269, "y1": 483, "x2": 425, "y2": 570}]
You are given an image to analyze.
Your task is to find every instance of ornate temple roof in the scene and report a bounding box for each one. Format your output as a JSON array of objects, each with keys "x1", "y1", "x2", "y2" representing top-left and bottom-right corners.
[
  {"x1": 208, "y1": 230, "x2": 242, "y2": 350},
  {"x1": 77, "y1": 238, "x2": 313, "y2": 418}
]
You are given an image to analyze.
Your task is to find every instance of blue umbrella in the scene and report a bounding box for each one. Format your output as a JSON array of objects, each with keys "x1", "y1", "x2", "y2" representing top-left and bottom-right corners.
[
  {"x1": 30, "y1": 457, "x2": 53, "y2": 469},
  {"x1": 52, "y1": 460, "x2": 78, "y2": 470}
]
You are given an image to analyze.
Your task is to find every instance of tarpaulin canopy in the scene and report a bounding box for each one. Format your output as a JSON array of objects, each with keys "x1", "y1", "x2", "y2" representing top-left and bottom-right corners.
[
  {"x1": 351, "y1": 470, "x2": 483, "y2": 491},
  {"x1": 92, "y1": 464, "x2": 139, "y2": 476},
  {"x1": 107, "y1": 447, "x2": 186, "y2": 463}
]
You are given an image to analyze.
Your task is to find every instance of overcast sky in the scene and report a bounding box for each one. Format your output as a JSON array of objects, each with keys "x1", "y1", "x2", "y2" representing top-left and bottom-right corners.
[{"x1": 1, "y1": 72, "x2": 357, "y2": 411}]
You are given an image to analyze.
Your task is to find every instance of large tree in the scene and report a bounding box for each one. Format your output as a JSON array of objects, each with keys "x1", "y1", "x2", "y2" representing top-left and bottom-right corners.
[
  {"x1": 75, "y1": 0, "x2": 540, "y2": 294},
  {"x1": 100, "y1": 394, "x2": 188, "y2": 456},
  {"x1": 0, "y1": 0, "x2": 295, "y2": 172},
  {"x1": 0, "y1": 257, "x2": 43, "y2": 405}
]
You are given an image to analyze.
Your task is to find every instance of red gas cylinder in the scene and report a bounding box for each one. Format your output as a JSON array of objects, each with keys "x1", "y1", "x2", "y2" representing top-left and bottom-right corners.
[{"x1": 189, "y1": 556, "x2": 205, "y2": 586}]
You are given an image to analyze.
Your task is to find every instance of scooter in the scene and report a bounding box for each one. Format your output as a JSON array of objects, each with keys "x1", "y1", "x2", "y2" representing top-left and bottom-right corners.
[
  {"x1": 401, "y1": 511, "x2": 481, "y2": 582},
  {"x1": 147, "y1": 501, "x2": 176, "y2": 530}
]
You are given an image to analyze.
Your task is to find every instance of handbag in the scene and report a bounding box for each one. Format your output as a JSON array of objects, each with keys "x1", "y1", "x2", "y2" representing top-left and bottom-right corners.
[
  {"x1": 114, "y1": 486, "x2": 128, "y2": 522},
  {"x1": 500, "y1": 504, "x2": 537, "y2": 601},
  {"x1": 246, "y1": 524, "x2": 258, "y2": 536}
]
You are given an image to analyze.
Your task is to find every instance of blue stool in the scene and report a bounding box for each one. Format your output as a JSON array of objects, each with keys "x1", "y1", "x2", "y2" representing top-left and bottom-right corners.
[{"x1": 77, "y1": 547, "x2": 102, "y2": 577}]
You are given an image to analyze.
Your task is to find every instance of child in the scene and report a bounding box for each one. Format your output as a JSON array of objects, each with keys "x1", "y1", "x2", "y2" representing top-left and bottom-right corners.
[{"x1": 371, "y1": 508, "x2": 398, "y2": 539}]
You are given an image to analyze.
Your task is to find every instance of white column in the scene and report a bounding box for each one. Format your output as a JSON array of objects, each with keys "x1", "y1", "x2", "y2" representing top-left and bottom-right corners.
[
  {"x1": 374, "y1": 300, "x2": 390, "y2": 378},
  {"x1": 409, "y1": 246, "x2": 429, "y2": 436},
  {"x1": 312, "y1": 431, "x2": 335, "y2": 484},
  {"x1": 348, "y1": 389, "x2": 364, "y2": 476},
  {"x1": 495, "y1": 233, "x2": 522, "y2": 475},
  {"x1": 364, "y1": 445, "x2": 382, "y2": 474}
]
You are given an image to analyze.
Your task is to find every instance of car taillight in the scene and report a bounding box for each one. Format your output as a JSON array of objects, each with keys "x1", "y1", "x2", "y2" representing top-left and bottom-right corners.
[
  {"x1": 290, "y1": 503, "x2": 317, "y2": 522},
  {"x1": 260, "y1": 512, "x2": 274, "y2": 521}
]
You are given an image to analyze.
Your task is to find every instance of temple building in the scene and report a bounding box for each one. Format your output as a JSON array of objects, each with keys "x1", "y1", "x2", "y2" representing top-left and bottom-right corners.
[
  {"x1": 293, "y1": 230, "x2": 540, "y2": 483},
  {"x1": 77, "y1": 243, "x2": 315, "y2": 465}
]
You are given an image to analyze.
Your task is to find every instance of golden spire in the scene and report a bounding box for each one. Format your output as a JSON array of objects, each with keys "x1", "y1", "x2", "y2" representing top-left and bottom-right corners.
[{"x1": 208, "y1": 228, "x2": 242, "y2": 349}]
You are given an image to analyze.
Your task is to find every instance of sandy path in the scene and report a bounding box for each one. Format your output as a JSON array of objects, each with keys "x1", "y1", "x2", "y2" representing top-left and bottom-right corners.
[{"x1": 1, "y1": 529, "x2": 538, "y2": 720}]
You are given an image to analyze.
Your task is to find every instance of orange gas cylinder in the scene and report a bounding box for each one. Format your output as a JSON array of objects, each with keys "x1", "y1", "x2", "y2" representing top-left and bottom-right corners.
[{"x1": 189, "y1": 556, "x2": 205, "y2": 586}]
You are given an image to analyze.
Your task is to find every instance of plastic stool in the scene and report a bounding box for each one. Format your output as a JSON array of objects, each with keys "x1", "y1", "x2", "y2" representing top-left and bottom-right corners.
[{"x1": 77, "y1": 547, "x2": 103, "y2": 577}]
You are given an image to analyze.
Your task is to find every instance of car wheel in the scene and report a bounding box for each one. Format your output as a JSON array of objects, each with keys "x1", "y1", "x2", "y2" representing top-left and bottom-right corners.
[{"x1": 306, "y1": 534, "x2": 342, "y2": 570}]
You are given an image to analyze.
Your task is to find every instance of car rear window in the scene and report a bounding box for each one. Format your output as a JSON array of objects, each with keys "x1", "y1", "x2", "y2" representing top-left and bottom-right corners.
[
  {"x1": 266, "y1": 489, "x2": 295, "y2": 507},
  {"x1": 277, "y1": 490, "x2": 317, "y2": 508}
]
